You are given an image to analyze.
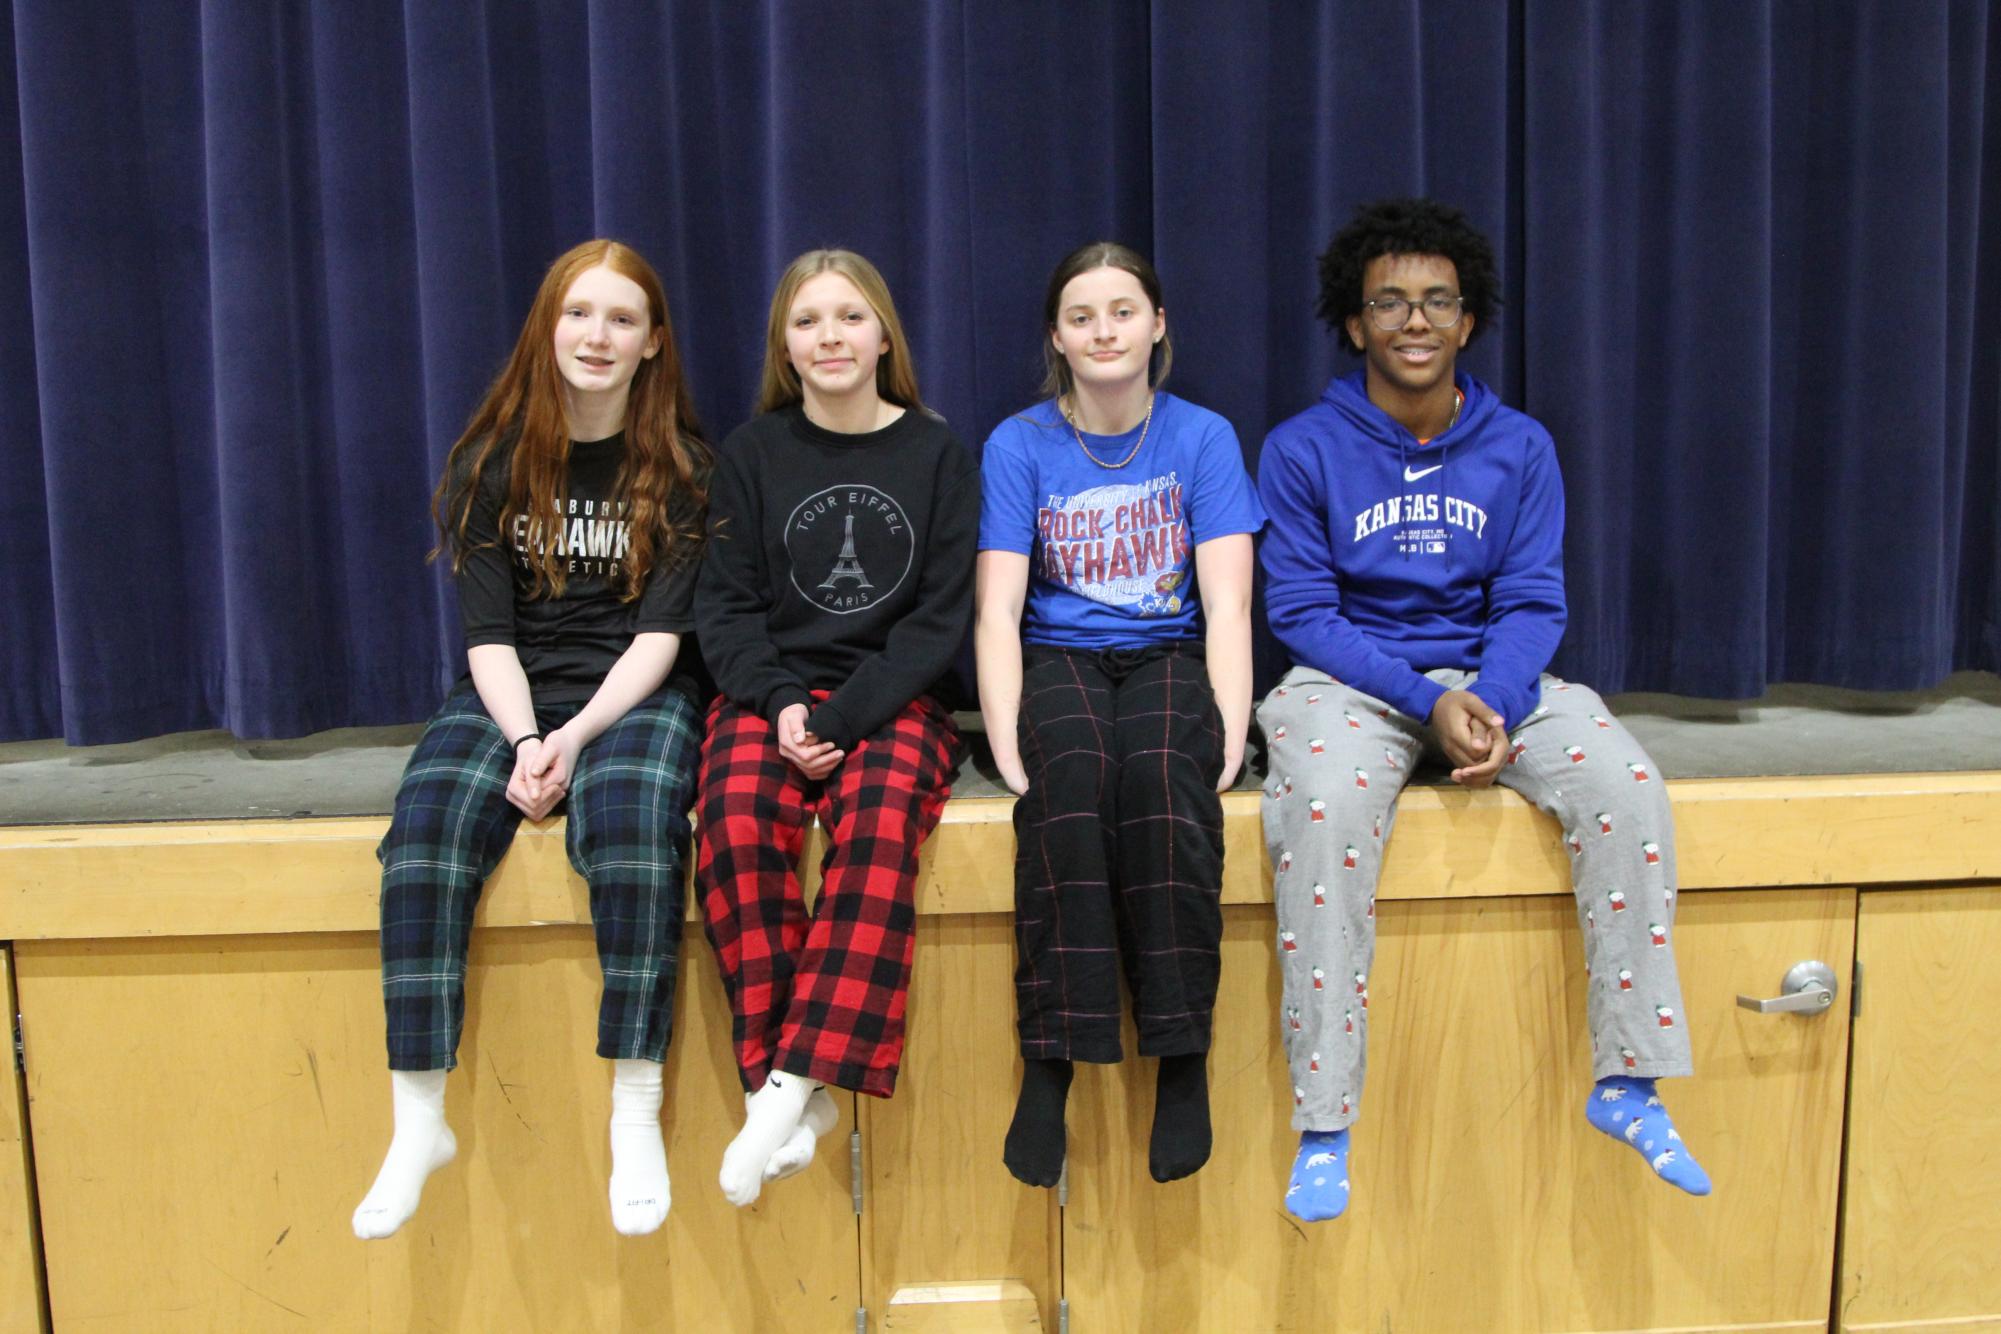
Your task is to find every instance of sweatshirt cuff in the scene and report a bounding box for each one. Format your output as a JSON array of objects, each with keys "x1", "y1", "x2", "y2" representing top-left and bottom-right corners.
[
  {"x1": 765, "y1": 685, "x2": 814, "y2": 730},
  {"x1": 1392, "y1": 672, "x2": 1450, "y2": 725},
  {"x1": 804, "y1": 699, "x2": 856, "y2": 753},
  {"x1": 1466, "y1": 680, "x2": 1532, "y2": 731}
]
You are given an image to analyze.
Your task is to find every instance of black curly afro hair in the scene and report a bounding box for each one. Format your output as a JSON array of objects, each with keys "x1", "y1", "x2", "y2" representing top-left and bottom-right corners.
[{"x1": 1316, "y1": 198, "x2": 1501, "y2": 354}]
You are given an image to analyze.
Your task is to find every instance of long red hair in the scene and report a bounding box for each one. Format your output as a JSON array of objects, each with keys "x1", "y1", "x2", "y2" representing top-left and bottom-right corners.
[{"x1": 433, "y1": 239, "x2": 708, "y2": 600}]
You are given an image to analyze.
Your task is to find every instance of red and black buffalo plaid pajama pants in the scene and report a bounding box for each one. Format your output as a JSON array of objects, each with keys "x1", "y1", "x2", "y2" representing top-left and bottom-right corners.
[
  {"x1": 1012, "y1": 642, "x2": 1226, "y2": 1063},
  {"x1": 695, "y1": 691, "x2": 963, "y2": 1098}
]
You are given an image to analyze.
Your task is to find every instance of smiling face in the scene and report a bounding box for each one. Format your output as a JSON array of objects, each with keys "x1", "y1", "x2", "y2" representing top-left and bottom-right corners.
[
  {"x1": 784, "y1": 271, "x2": 889, "y2": 408},
  {"x1": 1050, "y1": 265, "x2": 1164, "y2": 396},
  {"x1": 1344, "y1": 252, "x2": 1474, "y2": 400},
  {"x1": 551, "y1": 264, "x2": 661, "y2": 404}
]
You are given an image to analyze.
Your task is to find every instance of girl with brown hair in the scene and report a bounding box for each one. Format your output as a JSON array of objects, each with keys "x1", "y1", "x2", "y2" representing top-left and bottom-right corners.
[{"x1": 975, "y1": 242, "x2": 1262, "y2": 1186}]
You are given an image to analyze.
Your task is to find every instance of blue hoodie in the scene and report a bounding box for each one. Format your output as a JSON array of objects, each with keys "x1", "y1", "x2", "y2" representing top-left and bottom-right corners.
[{"x1": 1257, "y1": 370, "x2": 1566, "y2": 730}]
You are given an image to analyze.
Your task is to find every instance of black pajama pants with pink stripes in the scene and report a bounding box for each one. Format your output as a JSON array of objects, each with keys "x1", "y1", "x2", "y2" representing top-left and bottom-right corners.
[{"x1": 1012, "y1": 641, "x2": 1226, "y2": 1063}]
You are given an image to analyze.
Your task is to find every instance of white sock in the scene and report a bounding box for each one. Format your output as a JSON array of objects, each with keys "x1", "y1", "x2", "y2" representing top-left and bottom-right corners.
[
  {"x1": 762, "y1": 1086, "x2": 840, "y2": 1183},
  {"x1": 352, "y1": 1069, "x2": 455, "y2": 1240},
  {"x1": 608, "y1": 1059, "x2": 671, "y2": 1235},
  {"x1": 719, "y1": 1070, "x2": 817, "y2": 1206}
]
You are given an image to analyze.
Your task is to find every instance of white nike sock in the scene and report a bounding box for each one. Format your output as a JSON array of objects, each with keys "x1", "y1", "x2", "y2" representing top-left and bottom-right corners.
[
  {"x1": 608, "y1": 1058, "x2": 671, "y2": 1235},
  {"x1": 352, "y1": 1069, "x2": 455, "y2": 1240},
  {"x1": 761, "y1": 1086, "x2": 840, "y2": 1183},
  {"x1": 719, "y1": 1070, "x2": 816, "y2": 1206}
]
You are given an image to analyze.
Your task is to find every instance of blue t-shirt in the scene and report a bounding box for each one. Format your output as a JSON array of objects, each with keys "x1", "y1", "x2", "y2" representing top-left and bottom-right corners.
[{"x1": 979, "y1": 392, "x2": 1265, "y2": 648}]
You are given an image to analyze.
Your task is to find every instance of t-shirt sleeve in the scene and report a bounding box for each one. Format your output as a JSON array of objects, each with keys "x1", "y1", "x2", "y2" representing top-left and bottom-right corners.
[
  {"x1": 631, "y1": 486, "x2": 703, "y2": 634},
  {"x1": 454, "y1": 455, "x2": 517, "y2": 648},
  {"x1": 977, "y1": 421, "x2": 1039, "y2": 555},
  {"x1": 1188, "y1": 412, "x2": 1265, "y2": 544}
]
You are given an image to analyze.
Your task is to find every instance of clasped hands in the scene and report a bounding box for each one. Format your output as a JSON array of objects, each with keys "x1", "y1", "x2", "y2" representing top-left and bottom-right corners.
[
  {"x1": 776, "y1": 702, "x2": 845, "y2": 781},
  {"x1": 1429, "y1": 689, "x2": 1509, "y2": 788},
  {"x1": 506, "y1": 726, "x2": 582, "y2": 820}
]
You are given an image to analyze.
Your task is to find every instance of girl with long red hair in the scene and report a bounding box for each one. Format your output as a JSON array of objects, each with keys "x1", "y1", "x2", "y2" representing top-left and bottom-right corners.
[{"x1": 352, "y1": 239, "x2": 710, "y2": 1240}]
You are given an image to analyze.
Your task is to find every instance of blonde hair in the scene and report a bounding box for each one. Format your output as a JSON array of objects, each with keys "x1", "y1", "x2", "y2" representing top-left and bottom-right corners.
[{"x1": 756, "y1": 249, "x2": 924, "y2": 415}]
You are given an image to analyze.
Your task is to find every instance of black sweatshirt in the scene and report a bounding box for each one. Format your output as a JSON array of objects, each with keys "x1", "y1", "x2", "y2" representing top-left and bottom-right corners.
[
  {"x1": 455, "y1": 432, "x2": 704, "y2": 706},
  {"x1": 696, "y1": 405, "x2": 978, "y2": 751}
]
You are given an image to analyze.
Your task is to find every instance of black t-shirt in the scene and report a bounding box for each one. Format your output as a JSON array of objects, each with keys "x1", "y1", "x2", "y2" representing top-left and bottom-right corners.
[
  {"x1": 453, "y1": 432, "x2": 703, "y2": 706},
  {"x1": 696, "y1": 405, "x2": 979, "y2": 751}
]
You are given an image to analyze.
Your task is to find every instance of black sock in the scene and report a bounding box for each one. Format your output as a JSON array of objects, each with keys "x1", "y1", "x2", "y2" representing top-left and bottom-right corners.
[
  {"x1": 1149, "y1": 1052, "x2": 1211, "y2": 1183},
  {"x1": 1004, "y1": 1058, "x2": 1074, "y2": 1187}
]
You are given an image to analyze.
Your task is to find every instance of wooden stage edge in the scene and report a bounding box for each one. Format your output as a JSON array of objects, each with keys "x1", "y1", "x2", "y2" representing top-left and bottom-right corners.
[{"x1": 1, "y1": 771, "x2": 1996, "y2": 941}]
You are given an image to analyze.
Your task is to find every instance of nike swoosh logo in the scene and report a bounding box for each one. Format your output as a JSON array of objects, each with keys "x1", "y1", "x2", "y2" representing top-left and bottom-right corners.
[{"x1": 1404, "y1": 464, "x2": 1442, "y2": 482}]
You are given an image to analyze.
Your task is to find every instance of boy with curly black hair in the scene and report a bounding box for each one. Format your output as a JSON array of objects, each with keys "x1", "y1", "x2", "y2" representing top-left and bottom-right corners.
[{"x1": 1256, "y1": 198, "x2": 1708, "y2": 1223}]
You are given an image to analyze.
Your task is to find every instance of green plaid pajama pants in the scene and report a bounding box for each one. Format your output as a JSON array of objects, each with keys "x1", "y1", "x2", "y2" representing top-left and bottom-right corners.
[{"x1": 377, "y1": 687, "x2": 702, "y2": 1070}]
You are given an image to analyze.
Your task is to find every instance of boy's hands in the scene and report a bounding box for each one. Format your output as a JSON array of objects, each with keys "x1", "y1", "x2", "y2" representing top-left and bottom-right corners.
[{"x1": 1430, "y1": 689, "x2": 1509, "y2": 789}]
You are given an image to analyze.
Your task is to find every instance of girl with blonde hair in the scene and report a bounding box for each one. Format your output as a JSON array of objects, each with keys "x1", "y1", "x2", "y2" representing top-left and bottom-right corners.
[{"x1": 695, "y1": 249, "x2": 978, "y2": 1205}]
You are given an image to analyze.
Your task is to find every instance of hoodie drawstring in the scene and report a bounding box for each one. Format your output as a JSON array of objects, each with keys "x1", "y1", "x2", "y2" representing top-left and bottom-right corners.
[
  {"x1": 1398, "y1": 437, "x2": 1412, "y2": 561},
  {"x1": 1440, "y1": 439, "x2": 1451, "y2": 570}
]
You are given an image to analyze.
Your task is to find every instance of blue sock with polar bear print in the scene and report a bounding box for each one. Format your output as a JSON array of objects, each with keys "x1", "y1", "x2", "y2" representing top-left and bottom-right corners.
[
  {"x1": 1284, "y1": 1128, "x2": 1352, "y2": 1222},
  {"x1": 1586, "y1": 1076, "x2": 1710, "y2": 1196}
]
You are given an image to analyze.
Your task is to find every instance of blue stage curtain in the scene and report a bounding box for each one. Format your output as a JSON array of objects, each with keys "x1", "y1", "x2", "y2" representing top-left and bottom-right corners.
[{"x1": 1, "y1": 1, "x2": 1994, "y2": 742}]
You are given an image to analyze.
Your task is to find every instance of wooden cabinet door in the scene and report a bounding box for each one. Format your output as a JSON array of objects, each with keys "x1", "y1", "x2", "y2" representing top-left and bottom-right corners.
[
  {"x1": 859, "y1": 913, "x2": 1060, "y2": 1330},
  {"x1": 14, "y1": 924, "x2": 860, "y2": 1331},
  {"x1": 0, "y1": 947, "x2": 46, "y2": 1334},
  {"x1": 1840, "y1": 886, "x2": 2001, "y2": 1333},
  {"x1": 1062, "y1": 888, "x2": 1855, "y2": 1333}
]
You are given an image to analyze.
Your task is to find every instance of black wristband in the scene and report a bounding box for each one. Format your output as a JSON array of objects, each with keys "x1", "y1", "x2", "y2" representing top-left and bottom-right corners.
[{"x1": 510, "y1": 732, "x2": 542, "y2": 752}]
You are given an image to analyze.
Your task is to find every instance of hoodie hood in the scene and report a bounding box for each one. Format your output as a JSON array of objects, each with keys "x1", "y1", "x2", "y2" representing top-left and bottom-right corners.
[{"x1": 1319, "y1": 369, "x2": 1498, "y2": 453}]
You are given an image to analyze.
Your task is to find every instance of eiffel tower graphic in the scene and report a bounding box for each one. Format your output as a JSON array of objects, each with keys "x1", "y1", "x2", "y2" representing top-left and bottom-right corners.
[{"x1": 819, "y1": 513, "x2": 872, "y2": 589}]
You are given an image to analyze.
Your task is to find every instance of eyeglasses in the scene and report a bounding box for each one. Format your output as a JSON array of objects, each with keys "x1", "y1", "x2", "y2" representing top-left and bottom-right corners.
[{"x1": 1363, "y1": 294, "x2": 1465, "y2": 331}]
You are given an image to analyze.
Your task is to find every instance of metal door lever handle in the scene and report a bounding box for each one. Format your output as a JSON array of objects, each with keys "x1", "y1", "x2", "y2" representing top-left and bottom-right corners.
[
  {"x1": 1736, "y1": 960, "x2": 1839, "y2": 1015},
  {"x1": 1736, "y1": 986, "x2": 1832, "y2": 1013}
]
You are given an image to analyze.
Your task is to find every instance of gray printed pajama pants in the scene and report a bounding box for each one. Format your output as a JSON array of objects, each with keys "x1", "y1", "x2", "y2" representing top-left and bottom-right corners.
[{"x1": 1259, "y1": 666, "x2": 1692, "y2": 1133}]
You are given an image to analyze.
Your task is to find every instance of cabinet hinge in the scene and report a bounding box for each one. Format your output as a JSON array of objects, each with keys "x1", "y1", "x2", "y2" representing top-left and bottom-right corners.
[
  {"x1": 11, "y1": 1013, "x2": 20, "y2": 1074},
  {"x1": 854, "y1": 1305, "x2": 866, "y2": 1334},
  {"x1": 850, "y1": 1129, "x2": 864, "y2": 1214},
  {"x1": 1060, "y1": 1296, "x2": 1071, "y2": 1333},
  {"x1": 1851, "y1": 958, "x2": 1864, "y2": 1017}
]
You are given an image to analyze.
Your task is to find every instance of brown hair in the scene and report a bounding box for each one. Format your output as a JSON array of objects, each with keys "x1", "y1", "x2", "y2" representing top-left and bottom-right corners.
[
  {"x1": 755, "y1": 249, "x2": 924, "y2": 415},
  {"x1": 1039, "y1": 241, "x2": 1174, "y2": 399},
  {"x1": 433, "y1": 239, "x2": 709, "y2": 601}
]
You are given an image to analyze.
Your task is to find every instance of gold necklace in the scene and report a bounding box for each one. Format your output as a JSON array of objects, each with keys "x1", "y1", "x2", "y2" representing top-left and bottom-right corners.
[
  {"x1": 1416, "y1": 389, "x2": 1464, "y2": 445},
  {"x1": 1065, "y1": 392, "x2": 1154, "y2": 469}
]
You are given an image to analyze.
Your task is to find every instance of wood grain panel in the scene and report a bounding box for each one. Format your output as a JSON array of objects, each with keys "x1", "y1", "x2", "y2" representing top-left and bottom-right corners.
[
  {"x1": 1063, "y1": 889, "x2": 1855, "y2": 1333},
  {"x1": 2, "y1": 774, "x2": 1992, "y2": 939},
  {"x1": 15, "y1": 926, "x2": 859, "y2": 1331},
  {"x1": 1840, "y1": 887, "x2": 2001, "y2": 1333},
  {"x1": 0, "y1": 946, "x2": 46, "y2": 1334},
  {"x1": 861, "y1": 914, "x2": 1059, "y2": 1330},
  {"x1": 883, "y1": 1278, "x2": 1042, "y2": 1329}
]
